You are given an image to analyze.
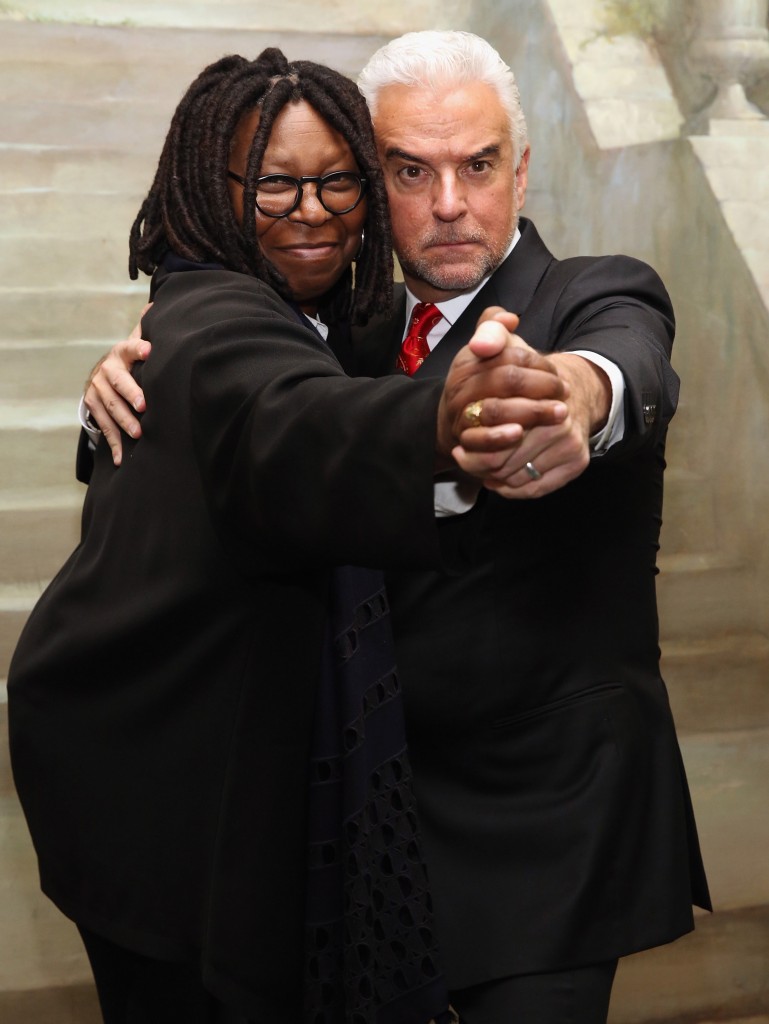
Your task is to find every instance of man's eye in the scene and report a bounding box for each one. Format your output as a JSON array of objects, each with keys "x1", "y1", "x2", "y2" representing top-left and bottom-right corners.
[
  {"x1": 398, "y1": 166, "x2": 425, "y2": 181},
  {"x1": 468, "y1": 160, "x2": 492, "y2": 174}
]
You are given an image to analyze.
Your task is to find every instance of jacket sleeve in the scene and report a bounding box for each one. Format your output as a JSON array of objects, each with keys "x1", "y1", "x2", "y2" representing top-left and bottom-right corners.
[
  {"x1": 550, "y1": 255, "x2": 678, "y2": 453},
  {"x1": 149, "y1": 272, "x2": 447, "y2": 574}
]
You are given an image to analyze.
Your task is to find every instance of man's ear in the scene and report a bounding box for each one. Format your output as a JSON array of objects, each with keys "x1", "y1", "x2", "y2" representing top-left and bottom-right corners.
[{"x1": 515, "y1": 146, "x2": 531, "y2": 210}]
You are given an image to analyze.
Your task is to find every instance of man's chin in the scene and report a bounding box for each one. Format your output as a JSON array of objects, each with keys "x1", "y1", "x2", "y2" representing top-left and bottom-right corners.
[{"x1": 401, "y1": 260, "x2": 489, "y2": 295}]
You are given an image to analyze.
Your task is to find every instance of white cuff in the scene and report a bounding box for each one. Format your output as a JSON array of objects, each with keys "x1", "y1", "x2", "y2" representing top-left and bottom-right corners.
[
  {"x1": 572, "y1": 351, "x2": 626, "y2": 453},
  {"x1": 78, "y1": 395, "x2": 101, "y2": 446},
  {"x1": 433, "y1": 474, "x2": 481, "y2": 517}
]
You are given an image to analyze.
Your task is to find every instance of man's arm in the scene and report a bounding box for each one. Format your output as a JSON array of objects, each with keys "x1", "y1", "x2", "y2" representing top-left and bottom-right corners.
[
  {"x1": 454, "y1": 259, "x2": 676, "y2": 498},
  {"x1": 82, "y1": 310, "x2": 152, "y2": 466}
]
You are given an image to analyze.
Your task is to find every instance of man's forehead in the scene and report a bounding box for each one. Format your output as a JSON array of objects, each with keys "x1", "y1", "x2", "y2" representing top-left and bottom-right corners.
[{"x1": 372, "y1": 81, "x2": 510, "y2": 157}]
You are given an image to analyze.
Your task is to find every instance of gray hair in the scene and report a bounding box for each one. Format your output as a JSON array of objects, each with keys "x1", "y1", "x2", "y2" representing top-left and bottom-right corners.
[{"x1": 357, "y1": 30, "x2": 529, "y2": 167}]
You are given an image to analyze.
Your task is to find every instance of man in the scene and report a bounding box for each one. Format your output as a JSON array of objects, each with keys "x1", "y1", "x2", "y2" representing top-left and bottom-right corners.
[{"x1": 84, "y1": 31, "x2": 710, "y2": 1023}]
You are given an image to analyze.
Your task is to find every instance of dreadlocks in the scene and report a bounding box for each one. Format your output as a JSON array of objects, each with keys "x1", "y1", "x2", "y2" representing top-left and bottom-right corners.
[{"x1": 128, "y1": 48, "x2": 392, "y2": 324}]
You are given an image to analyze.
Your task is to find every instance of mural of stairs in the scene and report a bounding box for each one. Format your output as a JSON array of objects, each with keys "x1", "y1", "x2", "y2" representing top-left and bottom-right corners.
[{"x1": 0, "y1": 9, "x2": 767, "y2": 1023}]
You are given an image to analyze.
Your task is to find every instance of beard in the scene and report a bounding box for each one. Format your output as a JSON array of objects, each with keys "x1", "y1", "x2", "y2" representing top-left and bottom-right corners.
[{"x1": 396, "y1": 216, "x2": 517, "y2": 294}]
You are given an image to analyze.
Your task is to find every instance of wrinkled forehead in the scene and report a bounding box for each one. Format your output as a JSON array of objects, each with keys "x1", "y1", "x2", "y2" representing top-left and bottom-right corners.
[{"x1": 372, "y1": 81, "x2": 513, "y2": 160}]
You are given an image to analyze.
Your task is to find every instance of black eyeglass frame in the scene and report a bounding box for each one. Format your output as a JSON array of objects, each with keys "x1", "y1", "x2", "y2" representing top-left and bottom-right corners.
[{"x1": 227, "y1": 170, "x2": 368, "y2": 218}]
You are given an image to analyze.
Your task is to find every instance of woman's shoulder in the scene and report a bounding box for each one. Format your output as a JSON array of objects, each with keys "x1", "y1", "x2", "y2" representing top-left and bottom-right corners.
[{"x1": 151, "y1": 262, "x2": 289, "y2": 318}]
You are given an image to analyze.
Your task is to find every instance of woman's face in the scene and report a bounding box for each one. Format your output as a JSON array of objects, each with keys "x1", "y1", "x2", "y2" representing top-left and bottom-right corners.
[{"x1": 228, "y1": 100, "x2": 367, "y2": 314}]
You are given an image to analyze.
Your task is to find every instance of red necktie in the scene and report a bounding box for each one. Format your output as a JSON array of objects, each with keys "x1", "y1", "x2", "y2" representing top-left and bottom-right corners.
[{"x1": 396, "y1": 302, "x2": 442, "y2": 376}]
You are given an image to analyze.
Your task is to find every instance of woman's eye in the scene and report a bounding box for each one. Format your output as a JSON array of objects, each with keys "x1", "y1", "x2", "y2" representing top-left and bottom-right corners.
[{"x1": 258, "y1": 179, "x2": 294, "y2": 194}]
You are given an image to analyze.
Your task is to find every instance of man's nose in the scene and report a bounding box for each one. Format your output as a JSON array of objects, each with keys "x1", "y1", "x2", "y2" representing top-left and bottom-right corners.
[{"x1": 432, "y1": 174, "x2": 466, "y2": 221}]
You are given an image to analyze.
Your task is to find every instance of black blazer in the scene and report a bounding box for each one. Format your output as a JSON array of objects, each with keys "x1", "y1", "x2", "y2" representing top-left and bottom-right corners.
[
  {"x1": 8, "y1": 265, "x2": 457, "y2": 1021},
  {"x1": 354, "y1": 219, "x2": 711, "y2": 988}
]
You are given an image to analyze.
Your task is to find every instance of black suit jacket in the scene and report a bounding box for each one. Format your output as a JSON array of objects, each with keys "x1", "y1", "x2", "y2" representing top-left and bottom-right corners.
[
  {"x1": 354, "y1": 218, "x2": 710, "y2": 988},
  {"x1": 8, "y1": 264, "x2": 458, "y2": 1021}
]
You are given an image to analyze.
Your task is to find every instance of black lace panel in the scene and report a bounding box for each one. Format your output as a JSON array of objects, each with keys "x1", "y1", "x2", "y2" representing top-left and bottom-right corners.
[{"x1": 303, "y1": 567, "x2": 447, "y2": 1024}]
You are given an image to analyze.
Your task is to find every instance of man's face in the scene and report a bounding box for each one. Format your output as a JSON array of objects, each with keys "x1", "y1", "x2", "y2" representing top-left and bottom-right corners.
[{"x1": 372, "y1": 81, "x2": 529, "y2": 303}]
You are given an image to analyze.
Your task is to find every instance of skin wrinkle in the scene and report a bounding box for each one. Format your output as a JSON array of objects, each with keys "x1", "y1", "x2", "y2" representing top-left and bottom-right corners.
[{"x1": 372, "y1": 80, "x2": 529, "y2": 303}]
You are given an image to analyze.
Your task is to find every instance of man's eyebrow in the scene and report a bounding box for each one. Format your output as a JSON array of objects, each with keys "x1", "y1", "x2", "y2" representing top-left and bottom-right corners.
[
  {"x1": 383, "y1": 144, "x2": 502, "y2": 163},
  {"x1": 465, "y1": 145, "x2": 502, "y2": 162},
  {"x1": 384, "y1": 147, "x2": 426, "y2": 163}
]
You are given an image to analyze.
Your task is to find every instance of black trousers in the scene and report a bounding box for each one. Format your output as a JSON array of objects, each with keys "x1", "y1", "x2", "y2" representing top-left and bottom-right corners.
[
  {"x1": 80, "y1": 925, "x2": 617, "y2": 1024},
  {"x1": 449, "y1": 960, "x2": 618, "y2": 1024}
]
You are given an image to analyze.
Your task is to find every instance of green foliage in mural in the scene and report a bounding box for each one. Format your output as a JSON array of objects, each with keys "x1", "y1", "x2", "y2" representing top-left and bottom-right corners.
[{"x1": 600, "y1": 0, "x2": 672, "y2": 39}]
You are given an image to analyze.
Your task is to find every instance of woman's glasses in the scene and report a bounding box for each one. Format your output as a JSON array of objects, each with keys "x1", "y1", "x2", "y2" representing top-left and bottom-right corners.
[{"x1": 227, "y1": 171, "x2": 368, "y2": 218}]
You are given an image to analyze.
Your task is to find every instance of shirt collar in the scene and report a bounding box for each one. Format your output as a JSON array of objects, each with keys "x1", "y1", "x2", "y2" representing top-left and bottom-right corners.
[{"x1": 303, "y1": 311, "x2": 329, "y2": 341}]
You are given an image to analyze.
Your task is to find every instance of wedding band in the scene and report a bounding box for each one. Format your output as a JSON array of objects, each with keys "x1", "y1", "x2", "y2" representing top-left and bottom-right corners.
[
  {"x1": 464, "y1": 400, "x2": 484, "y2": 428},
  {"x1": 524, "y1": 460, "x2": 542, "y2": 481}
]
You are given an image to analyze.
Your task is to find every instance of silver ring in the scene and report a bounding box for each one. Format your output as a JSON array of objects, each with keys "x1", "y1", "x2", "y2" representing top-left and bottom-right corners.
[{"x1": 524, "y1": 460, "x2": 542, "y2": 481}]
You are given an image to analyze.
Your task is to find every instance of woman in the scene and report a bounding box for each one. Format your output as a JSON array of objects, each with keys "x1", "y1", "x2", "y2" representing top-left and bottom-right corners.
[{"x1": 7, "y1": 49, "x2": 544, "y2": 1024}]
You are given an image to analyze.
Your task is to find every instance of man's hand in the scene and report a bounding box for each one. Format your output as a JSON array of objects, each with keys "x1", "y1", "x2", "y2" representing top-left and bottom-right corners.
[
  {"x1": 453, "y1": 349, "x2": 612, "y2": 497},
  {"x1": 437, "y1": 314, "x2": 569, "y2": 473},
  {"x1": 84, "y1": 305, "x2": 152, "y2": 466}
]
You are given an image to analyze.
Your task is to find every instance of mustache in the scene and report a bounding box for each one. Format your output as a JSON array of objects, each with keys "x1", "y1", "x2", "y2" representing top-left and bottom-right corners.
[{"x1": 421, "y1": 228, "x2": 487, "y2": 246}]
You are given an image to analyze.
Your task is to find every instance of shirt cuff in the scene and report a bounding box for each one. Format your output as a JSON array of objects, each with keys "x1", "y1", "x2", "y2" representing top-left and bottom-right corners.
[
  {"x1": 78, "y1": 395, "x2": 101, "y2": 447},
  {"x1": 571, "y1": 350, "x2": 626, "y2": 453},
  {"x1": 433, "y1": 473, "x2": 481, "y2": 517}
]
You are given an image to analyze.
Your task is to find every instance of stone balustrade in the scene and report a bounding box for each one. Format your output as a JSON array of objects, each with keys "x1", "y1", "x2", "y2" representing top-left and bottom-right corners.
[{"x1": 689, "y1": 0, "x2": 769, "y2": 125}]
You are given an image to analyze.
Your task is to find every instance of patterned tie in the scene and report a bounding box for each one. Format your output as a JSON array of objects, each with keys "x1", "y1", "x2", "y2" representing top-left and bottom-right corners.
[{"x1": 396, "y1": 302, "x2": 443, "y2": 376}]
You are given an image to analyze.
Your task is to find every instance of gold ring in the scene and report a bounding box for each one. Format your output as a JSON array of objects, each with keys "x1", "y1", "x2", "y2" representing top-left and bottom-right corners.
[{"x1": 464, "y1": 400, "x2": 484, "y2": 427}]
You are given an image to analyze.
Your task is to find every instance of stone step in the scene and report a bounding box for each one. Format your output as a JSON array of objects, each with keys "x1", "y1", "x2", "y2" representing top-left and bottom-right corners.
[
  {"x1": 0, "y1": 701, "x2": 100, "y2": 1024},
  {"x1": 662, "y1": 632, "x2": 769, "y2": 735},
  {"x1": 0, "y1": 404, "x2": 83, "y2": 490},
  {"x1": 612, "y1": 725, "x2": 769, "y2": 1020},
  {"x1": 0, "y1": 487, "x2": 82, "y2": 588},
  {"x1": 0, "y1": 19, "x2": 386, "y2": 87},
  {"x1": 657, "y1": 552, "x2": 761, "y2": 639},
  {"x1": 0, "y1": 1, "x2": 393, "y2": 37},
  {"x1": 0, "y1": 585, "x2": 45, "y2": 687},
  {"x1": 0, "y1": 189, "x2": 146, "y2": 238},
  {"x1": 0, "y1": 236, "x2": 135, "y2": 288},
  {"x1": 0, "y1": 984, "x2": 101, "y2": 1024},
  {"x1": 660, "y1": 464, "x2": 718, "y2": 555},
  {"x1": 0, "y1": 144, "x2": 157, "y2": 193},
  {"x1": 681, "y1": 726, "x2": 769, "y2": 914},
  {"x1": 2, "y1": 100, "x2": 171, "y2": 150},
  {"x1": 0, "y1": 340, "x2": 107, "y2": 401},
  {"x1": 0, "y1": 285, "x2": 150, "y2": 343},
  {"x1": 610, "y1": 906, "x2": 769, "y2": 1022}
]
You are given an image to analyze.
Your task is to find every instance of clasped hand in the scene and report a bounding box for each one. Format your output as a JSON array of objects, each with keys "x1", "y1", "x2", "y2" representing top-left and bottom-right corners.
[{"x1": 441, "y1": 309, "x2": 610, "y2": 498}]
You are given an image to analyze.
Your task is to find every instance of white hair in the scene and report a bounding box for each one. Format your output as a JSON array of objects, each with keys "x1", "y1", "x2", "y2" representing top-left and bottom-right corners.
[{"x1": 357, "y1": 30, "x2": 529, "y2": 166}]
